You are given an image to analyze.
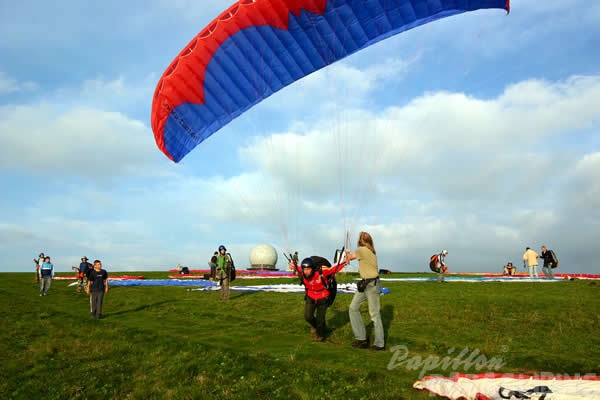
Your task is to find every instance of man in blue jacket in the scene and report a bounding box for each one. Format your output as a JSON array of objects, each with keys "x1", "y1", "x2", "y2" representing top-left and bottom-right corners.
[
  {"x1": 39, "y1": 256, "x2": 54, "y2": 296},
  {"x1": 76, "y1": 256, "x2": 92, "y2": 292}
]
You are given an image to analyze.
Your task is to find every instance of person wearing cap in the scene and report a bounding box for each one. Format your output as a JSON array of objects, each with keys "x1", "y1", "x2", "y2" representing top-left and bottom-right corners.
[
  {"x1": 77, "y1": 257, "x2": 92, "y2": 292},
  {"x1": 289, "y1": 255, "x2": 346, "y2": 342},
  {"x1": 216, "y1": 245, "x2": 233, "y2": 300}
]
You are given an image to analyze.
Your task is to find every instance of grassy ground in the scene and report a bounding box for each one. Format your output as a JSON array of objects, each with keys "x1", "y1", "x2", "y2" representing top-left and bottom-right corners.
[{"x1": 0, "y1": 272, "x2": 598, "y2": 399}]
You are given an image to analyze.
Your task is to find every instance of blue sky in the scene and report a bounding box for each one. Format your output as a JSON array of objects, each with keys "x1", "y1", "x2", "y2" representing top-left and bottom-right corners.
[{"x1": 1, "y1": 1, "x2": 598, "y2": 274}]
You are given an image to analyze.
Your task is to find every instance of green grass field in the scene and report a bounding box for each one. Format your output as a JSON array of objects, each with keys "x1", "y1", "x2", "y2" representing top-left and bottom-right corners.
[{"x1": 1, "y1": 272, "x2": 598, "y2": 399}]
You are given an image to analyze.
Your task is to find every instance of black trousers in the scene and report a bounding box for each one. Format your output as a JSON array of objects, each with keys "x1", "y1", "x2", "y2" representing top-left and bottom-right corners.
[
  {"x1": 304, "y1": 297, "x2": 329, "y2": 337},
  {"x1": 90, "y1": 291, "x2": 105, "y2": 318}
]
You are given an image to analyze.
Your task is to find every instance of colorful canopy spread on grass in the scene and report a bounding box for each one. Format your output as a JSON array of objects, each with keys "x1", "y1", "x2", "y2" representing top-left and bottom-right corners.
[
  {"x1": 105, "y1": 280, "x2": 390, "y2": 294},
  {"x1": 413, "y1": 373, "x2": 600, "y2": 399},
  {"x1": 194, "y1": 283, "x2": 390, "y2": 294},
  {"x1": 107, "y1": 279, "x2": 216, "y2": 287},
  {"x1": 380, "y1": 277, "x2": 569, "y2": 282},
  {"x1": 151, "y1": 0, "x2": 510, "y2": 162},
  {"x1": 56, "y1": 275, "x2": 145, "y2": 281}
]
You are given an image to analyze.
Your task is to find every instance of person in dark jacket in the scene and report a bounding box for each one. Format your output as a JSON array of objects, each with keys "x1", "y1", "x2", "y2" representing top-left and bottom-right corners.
[
  {"x1": 539, "y1": 246, "x2": 557, "y2": 279},
  {"x1": 75, "y1": 256, "x2": 92, "y2": 292},
  {"x1": 86, "y1": 260, "x2": 109, "y2": 319},
  {"x1": 209, "y1": 251, "x2": 218, "y2": 281}
]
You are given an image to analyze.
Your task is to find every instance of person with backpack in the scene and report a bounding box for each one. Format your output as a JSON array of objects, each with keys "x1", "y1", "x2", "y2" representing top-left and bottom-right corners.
[
  {"x1": 289, "y1": 256, "x2": 346, "y2": 342},
  {"x1": 216, "y1": 245, "x2": 234, "y2": 300},
  {"x1": 539, "y1": 246, "x2": 558, "y2": 279},
  {"x1": 345, "y1": 232, "x2": 385, "y2": 350},
  {"x1": 75, "y1": 256, "x2": 92, "y2": 292},
  {"x1": 429, "y1": 250, "x2": 449, "y2": 283}
]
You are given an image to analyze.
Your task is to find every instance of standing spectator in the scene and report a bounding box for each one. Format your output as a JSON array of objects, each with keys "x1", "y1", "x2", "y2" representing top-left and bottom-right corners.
[
  {"x1": 78, "y1": 257, "x2": 92, "y2": 292},
  {"x1": 345, "y1": 231, "x2": 385, "y2": 350},
  {"x1": 429, "y1": 250, "x2": 449, "y2": 283},
  {"x1": 523, "y1": 247, "x2": 540, "y2": 279},
  {"x1": 209, "y1": 251, "x2": 218, "y2": 281},
  {"x1": 216, "y1": 245, "x2": 233, "y2": 300},
  {"x1": 33, "y1": 252, "x2": 44, "y2": 282},
  {"x1": 291, "y1": 251, "x2": 301, "y2": 274},
  {"x1": 39, "y1": 256, "x2": 53, "y2": 296},
  {"x1": 539, "y1": 246, "x2": 558, "y2": 279},
  {"x1": 86, "y1": 260, "x2": 109, "y2": 319}
]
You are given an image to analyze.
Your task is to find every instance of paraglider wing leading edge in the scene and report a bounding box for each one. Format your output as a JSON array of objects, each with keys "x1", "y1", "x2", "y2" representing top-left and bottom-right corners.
[{"x1": 151, "y1": 0, "x2": 510, "y2": 162}]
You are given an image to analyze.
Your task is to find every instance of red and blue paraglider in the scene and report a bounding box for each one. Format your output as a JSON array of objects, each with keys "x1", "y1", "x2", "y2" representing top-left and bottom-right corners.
[{"x1": 151, "y1": 0, "x2": 510, "y2": 162}]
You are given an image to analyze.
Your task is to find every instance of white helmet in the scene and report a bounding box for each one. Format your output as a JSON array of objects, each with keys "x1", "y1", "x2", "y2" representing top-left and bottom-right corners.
[{"x1": 442, "y1": 250, "x2": 448, "y2": 256}]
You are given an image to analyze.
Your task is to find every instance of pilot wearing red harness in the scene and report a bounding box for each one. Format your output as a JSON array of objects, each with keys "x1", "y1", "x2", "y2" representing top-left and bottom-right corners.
[{"x1": 291, "y1": 257, "x2": 345, "y2": 342}]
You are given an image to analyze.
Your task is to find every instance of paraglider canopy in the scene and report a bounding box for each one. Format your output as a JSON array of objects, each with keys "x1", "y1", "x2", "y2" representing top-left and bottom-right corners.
[{"x1": 151, "y1": 0, "x2": 509, "y2": 162}]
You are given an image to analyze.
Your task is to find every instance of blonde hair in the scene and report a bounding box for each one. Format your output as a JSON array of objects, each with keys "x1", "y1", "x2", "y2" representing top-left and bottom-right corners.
[{"x1": 357, "y1": 231, "x2": 376, "y2": 255}]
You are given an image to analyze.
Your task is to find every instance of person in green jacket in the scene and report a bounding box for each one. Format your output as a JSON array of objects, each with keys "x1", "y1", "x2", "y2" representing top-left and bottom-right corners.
[{"x1": 216, "y1": 245, "x2": 233, "y2": 300}]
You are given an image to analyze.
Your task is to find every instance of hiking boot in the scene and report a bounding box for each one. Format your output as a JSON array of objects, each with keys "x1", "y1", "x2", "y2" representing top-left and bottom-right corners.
[
  {"x1": 351, "y1": 339, "x2": 369, "y2": 348},
  {"x1": 313, "y1": 336, "x2": 326, "y2": 342},
  {"x1": 370, "y1": 345, "x2": 385, "y2": 351}
]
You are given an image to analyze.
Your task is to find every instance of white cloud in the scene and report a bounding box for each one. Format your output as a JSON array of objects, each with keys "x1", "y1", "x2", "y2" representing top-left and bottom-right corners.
[
  {"x1": 241, "y1": 75, "x2": 600, "y2": 201},
  {"x1": 564, "y1": 152, "x2": 600, "y2": 215},
  {"x1": 0, "y1": 103, "x2": 161, "y2": 178},
  {"x1": 0, "y1": 71, "x2": 37, "y2": 95}
]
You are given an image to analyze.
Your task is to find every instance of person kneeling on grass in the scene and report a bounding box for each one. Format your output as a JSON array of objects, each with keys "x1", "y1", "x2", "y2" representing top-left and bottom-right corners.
[
  {"x1": 289, "y1": 256, "x2": 346, "y2": 342},
  {"x1": 504, "y1": 262, "x2": 516, "y2": 276},
  {"x1": 86, "y1": 259, "x2": 109, "y2": 319}
]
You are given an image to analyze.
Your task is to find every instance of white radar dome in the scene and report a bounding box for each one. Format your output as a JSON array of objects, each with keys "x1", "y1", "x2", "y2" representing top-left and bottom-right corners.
[{"x1": 249, "y1": 243, "x2": 278, "y2": 270}]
